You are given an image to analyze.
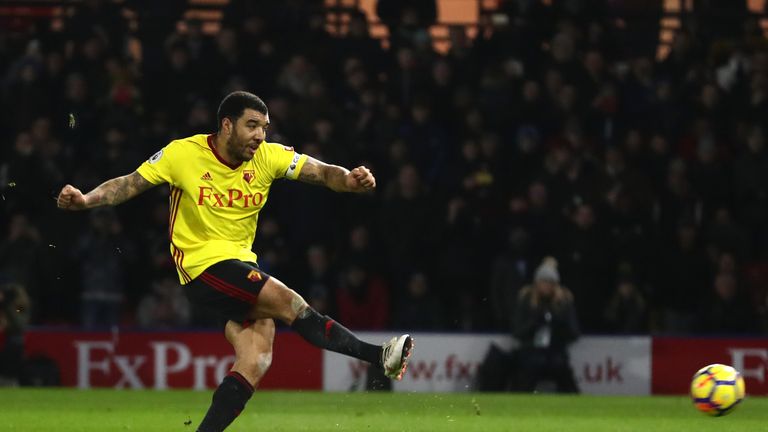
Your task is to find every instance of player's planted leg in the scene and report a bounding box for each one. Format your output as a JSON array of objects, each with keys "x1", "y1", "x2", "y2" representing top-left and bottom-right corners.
[
  {"x1": 254, "y1": 277, "x2": 413, "y2": 379},
  {"x1": 197, "y1": 319, "x2": 274, "y2": 432},
  {"x1": 197, "y1": 372, "x2": 253, "y2": 432}
]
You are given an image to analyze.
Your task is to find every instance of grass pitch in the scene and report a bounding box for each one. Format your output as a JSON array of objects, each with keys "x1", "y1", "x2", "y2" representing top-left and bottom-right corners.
[{"x1": 0, "y1": 389, "x2": 765, "y2": 431}]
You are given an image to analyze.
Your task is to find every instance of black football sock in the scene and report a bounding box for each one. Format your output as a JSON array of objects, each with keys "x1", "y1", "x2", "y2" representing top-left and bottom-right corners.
[
  {"x1": 291, "y1": 307, "x2": 382, "y2": 367},
  {"x1": 197, "y1": 371, "x2": 254, "y2": 432}
]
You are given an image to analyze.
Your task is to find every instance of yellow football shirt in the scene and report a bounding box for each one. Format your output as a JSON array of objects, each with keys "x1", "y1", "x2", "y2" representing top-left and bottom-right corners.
[{"x1": 136, "y1": 134, "x2": 307, "y2": 284}]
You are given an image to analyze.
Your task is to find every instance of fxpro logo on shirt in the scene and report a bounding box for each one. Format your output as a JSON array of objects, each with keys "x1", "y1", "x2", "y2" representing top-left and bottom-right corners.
[{"x1": 196, "y1": 186, "x2": 264, "y2": 208}]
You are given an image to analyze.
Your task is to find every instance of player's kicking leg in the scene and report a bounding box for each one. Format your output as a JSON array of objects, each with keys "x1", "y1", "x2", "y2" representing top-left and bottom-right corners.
[
  {"x1": 197, "y1": 318, "x2": 274, "y2": 432},
  {"x1": 254, "y1": 276, "x2": 414, "y2": 380}
]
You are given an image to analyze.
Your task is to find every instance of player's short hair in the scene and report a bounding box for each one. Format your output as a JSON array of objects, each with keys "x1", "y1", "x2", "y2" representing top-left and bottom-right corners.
[{"x1": 217, "y1": 91, "x2": 268, "y2": 130}]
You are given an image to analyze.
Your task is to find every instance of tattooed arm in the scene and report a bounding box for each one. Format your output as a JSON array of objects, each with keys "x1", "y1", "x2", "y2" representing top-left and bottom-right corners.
[
  {"x1": 57, "y1": 171, "x2": 156, "y2": 210},
  {"x1": 297, "y1": 156, "x2": 376, "y2": 193}
]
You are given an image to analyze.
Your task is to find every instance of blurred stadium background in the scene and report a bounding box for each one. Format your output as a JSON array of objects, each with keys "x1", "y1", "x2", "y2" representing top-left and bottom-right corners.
[{"x1": 2, "y1": 0, "x2": 768, "y2": 429}]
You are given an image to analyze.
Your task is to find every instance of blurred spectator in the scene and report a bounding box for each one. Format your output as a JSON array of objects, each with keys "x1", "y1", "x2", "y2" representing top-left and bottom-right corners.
[
  {"x1": 393, "y1": 271, "x2": 444, "y2": 330},
  {"x1": 151, "y1": 43, "x2": 202, "y2": 127},
  {"x1": 70, "y1": 35, "x2": 110, "y2": 99},
  {"x1": 705, "y1": 207, "x2": 748, "y2": 261},
  {"x1": 3, "y1": 41, "x2": 47, "y2": 130},
  {"x1": 0, "y1": 214, "x2": 42, "y2": 308},
  {"x1": 278, "y1": 55, "x2": 320, "y2": 98},
  {"x1": 655, "y1": 221, "x2": 711, "y2": 332},
  {"x1": 402, "y1": 99, "x2": 450, "y2": 186},
  {"x1": 295, "y1": 81, "x2": 344, "y2": 144},
  {"x1": 513, "y1": 257, "x2": 580, "y2": 393},
  {"x1": 510, "y1": 125, "x2": 545, "y2": 186},
  {"x1": 93, "y1": 125, "x2": 141, "y2": 180},
  {"x1": 298, "y1": 244, "x2": 337, "y2": 316},
  {"x1": 696, "y1": 272, "x2": 757, "y2": 334},
  {"x1": 339, "y1": 11, "x2": 386, "y2": 71},
  {"x1": 209, "y1": 28, "x2": 243, "y2": 85},
  {"x1": 336, "y1": 261, "x2": 390, "y2": 330},
  {"x1": 64, "y1": 0, "x2": 128, "y2": 52},
  {"x1": 688, "y1": 122, "x2": 730, "y2": 214},
  {"x1": 489, "y1": 227, "x2": 530, "y2": 331},
  {"x1": 603, "y1": 277, "x2": 648, "y2": 334},
  {"x1": 376, "y1": 0, "x2": 437, "y2": 51},
  {"x1": 387, "y1": 46, "x2": 432, "y2": 108},
  {"x1": 647, "y1": 80, "x2": 684, "y2": 137},
  {"x1": 340, "y1": 224, "x2": 384, "y2": 277},
  {"x1": 57, "y1": 73, "x2": 98, "y2": 154},
  {"x1": 733, "y1": 125, "x2": 768, "y2": 257},
  {"x1": 520, "y1": 181, "x2": 561, "y2": 262},
  {"x1": 31, "y1": 117, "x2": 69, "y2": 191},
  {"x1": 127, "y1": 0, "x2": 186, "y2": 76},
  {"x1": 656, "y1": 158, "x2": 703, "y2": 240},
  {"x1": 658, "y1": 29, "x2": 701, "y2": 85},
  {"x1": 602, "y1": 153, "x2": 655, "y2": 282},
  {"x1": 72, "y1": 208, "x2": 135, "y2": 328},
  {"x1": 380, "y1": 164, "x2": 437, "y2": 281},
  {"x1": 758, "y1": 290, "x2": 768, "y2": 334},
  {"x1": 693, "y1": 0, "x2": 747, "y2": 45},
  {"x1": 166, "y1": 18, "x2": 216, "y2": 69},
  {"x1": 560, "y1": 203, "x2": 612, "y2": 332},
  {"x1": 1, "y1": 132, "x2": 48, "y2": 216},
  {"x1": 620, "y1": 56, "x2": 656, "y2": 127},
  {"x1": 136, "y1": 276, "x2": 191, "y2": 329},
  {"x1": 253, "y1": 218, "x2": 290, "y2": 277},
  {"x1": 0, "y1": 283, "x2": 31, "y2": 385},
  {"x1": 434, "y1": 195, "x2": 478, "y2": 330},
  {"x1": 183, "y1": 99, "x2": 215, "y2": 137}
]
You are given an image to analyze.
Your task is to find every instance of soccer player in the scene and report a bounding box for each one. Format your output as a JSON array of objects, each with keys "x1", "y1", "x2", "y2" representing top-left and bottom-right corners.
[{"x1": 57, "y1": 91, "x2": 413, "y2": 432}]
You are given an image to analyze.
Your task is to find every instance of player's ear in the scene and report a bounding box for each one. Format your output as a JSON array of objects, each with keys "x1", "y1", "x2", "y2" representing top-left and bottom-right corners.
[{"x1": 222, "y1": 117, "x2": 232, "y2": 136}]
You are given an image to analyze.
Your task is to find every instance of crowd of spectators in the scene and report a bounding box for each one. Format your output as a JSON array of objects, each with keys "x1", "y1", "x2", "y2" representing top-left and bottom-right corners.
[{"x1": 2, "y1": 0, "x2": 768, "y2": 336}]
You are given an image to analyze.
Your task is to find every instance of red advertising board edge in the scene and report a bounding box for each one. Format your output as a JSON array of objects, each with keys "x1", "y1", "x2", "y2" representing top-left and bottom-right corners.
[
  {"x1": 652, "y1": 337, "x2": 768, "y2": 395},
  {"x1": 24, "y1": 330, "x2": 322, "y2": 390}
]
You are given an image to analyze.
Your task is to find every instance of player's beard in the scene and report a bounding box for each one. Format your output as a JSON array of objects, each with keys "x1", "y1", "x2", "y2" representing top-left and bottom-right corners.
[{"x1": 226, "y1": 129, "x2": 256, "y2": 163}]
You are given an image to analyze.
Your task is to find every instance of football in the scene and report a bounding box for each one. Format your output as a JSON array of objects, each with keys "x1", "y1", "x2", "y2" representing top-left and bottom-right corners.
[{"x1": 690, "y1": 364, "x2": 745, "y2": 416}]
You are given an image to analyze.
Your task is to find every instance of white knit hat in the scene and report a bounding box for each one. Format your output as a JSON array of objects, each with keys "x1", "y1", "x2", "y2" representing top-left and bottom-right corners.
[{"x1": 534, "y1": 256, "x2": 560, "y2": 283}]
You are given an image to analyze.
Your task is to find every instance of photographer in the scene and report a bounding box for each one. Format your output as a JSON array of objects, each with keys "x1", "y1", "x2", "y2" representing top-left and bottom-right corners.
[{"x1": 513, "y1": 257, "x2": 580, "y2": 393}]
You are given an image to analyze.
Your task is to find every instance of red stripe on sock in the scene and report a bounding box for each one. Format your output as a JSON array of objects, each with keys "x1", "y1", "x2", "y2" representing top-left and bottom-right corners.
[
  {"x1": 324, "y1": 319, "x2": 334, "y2": 340},
  {"x1": 227, "y1": 371, "x2": 254, "y2": 393}
]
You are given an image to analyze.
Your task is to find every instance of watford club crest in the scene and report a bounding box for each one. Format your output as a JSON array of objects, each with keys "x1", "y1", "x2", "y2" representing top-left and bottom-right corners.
[
  {"x1": 247, "y1": 270, "x2": 262, "y2": 282},
  {"x1": 243, "y1": 170, "x2": 255, "y2": 183}
]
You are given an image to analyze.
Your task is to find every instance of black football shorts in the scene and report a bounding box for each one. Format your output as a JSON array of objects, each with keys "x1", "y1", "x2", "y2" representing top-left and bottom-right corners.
[{"x1": 185, "y1": 259, "x2": 270, "y2": 325}]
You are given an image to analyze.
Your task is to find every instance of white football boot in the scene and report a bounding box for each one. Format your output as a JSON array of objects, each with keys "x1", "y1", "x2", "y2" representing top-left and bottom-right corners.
[{"x1": 381, "y1": 334, "x2": 414, "y2": 380}]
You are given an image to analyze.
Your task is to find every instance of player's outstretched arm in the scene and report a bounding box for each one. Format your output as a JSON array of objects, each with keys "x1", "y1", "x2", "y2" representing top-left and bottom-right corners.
[
  {"x1": 297, "y1": 156, "x2": 376, "y2": 193},
  {"x1": 57, "y1": 171, "x2": 155, "y2": 210}
]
